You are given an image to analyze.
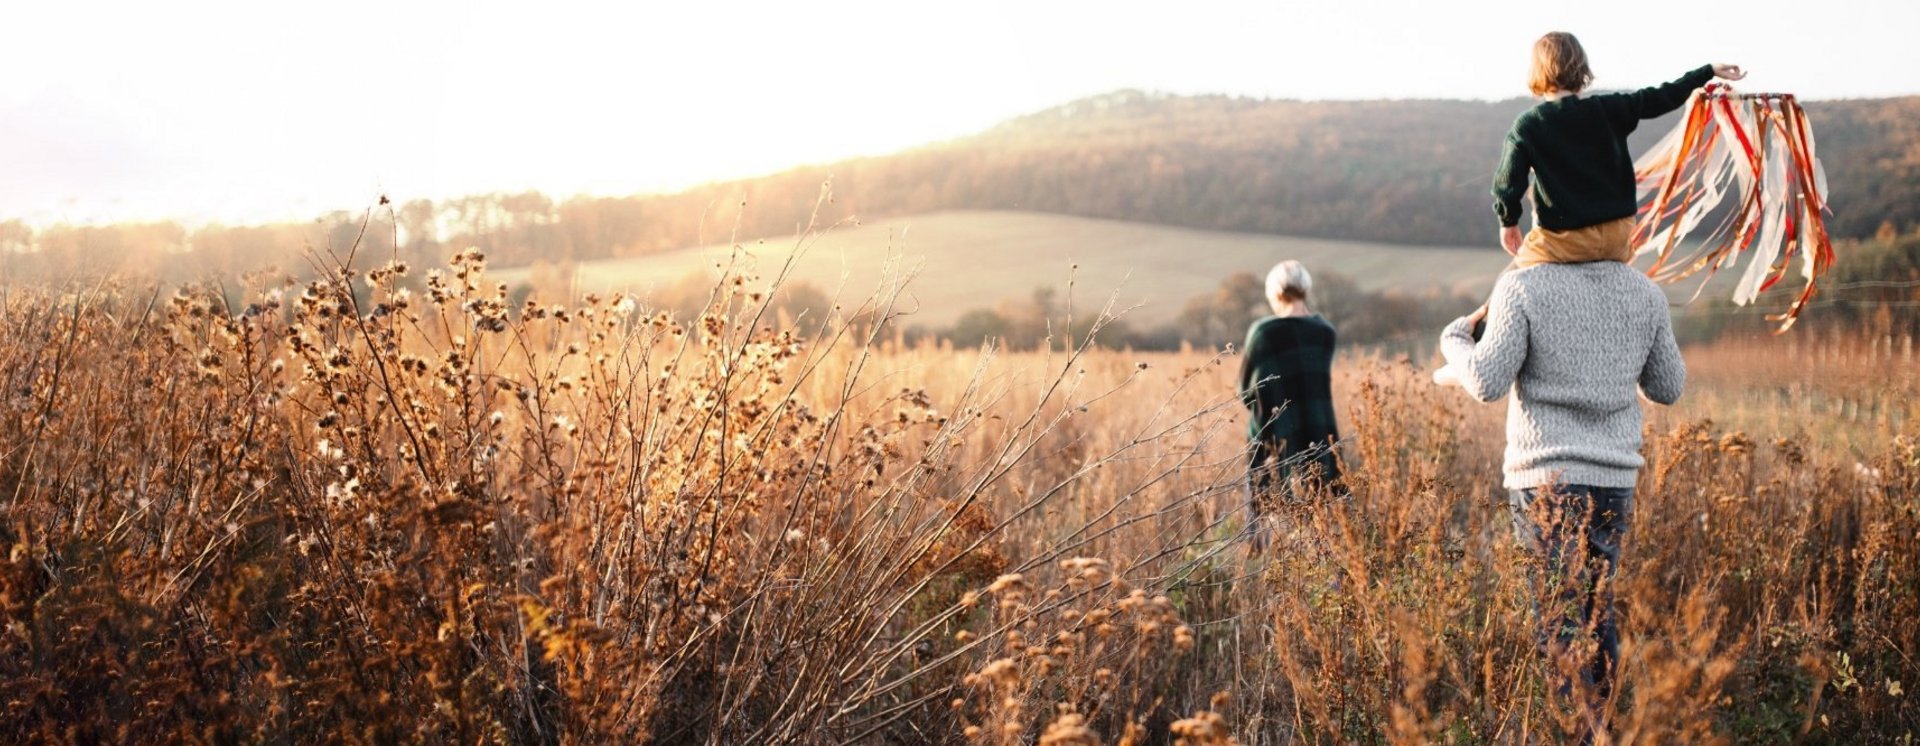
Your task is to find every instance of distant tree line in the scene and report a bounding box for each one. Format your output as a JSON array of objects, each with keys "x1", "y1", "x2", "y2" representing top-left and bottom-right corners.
[
  {"x1": 612, "y1": 264, "x2": 1479, "y2": 353},
  {"x1": 912, "y1": 269, "x2": 1479, "y2": 353}
]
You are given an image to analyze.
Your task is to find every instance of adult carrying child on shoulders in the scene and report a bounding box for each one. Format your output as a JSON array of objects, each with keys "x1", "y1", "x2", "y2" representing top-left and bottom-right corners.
[{"x1": 1438, "y1": 30, "x2": 1743, "y2": 732}]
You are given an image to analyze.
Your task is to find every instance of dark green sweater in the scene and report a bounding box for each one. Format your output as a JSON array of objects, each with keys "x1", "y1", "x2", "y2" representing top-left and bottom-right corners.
[
  {"x1": 1239, "y1": 314, "x2": 1339, "y2": 460},
  {"x1": 1492, "y1": 64, "x2": 1716, "y2": 230}
]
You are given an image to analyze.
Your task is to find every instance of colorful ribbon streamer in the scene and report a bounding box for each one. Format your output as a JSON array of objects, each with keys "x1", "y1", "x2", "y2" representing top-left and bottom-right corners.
[{"x1": 1631, "y1": 84, "x2": 1835, "y2": 332}]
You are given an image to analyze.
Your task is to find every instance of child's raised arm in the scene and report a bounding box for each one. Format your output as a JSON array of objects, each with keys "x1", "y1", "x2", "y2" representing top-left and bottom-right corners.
[{"x1": 1620, "y1": 64, "x2": 1725, "y2": 120}]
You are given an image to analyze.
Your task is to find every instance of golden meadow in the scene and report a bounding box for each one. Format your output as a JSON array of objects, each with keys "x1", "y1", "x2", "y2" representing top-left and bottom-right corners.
[{"x1": 0, "y1": 241, "x2": 1913, "y2": 744}]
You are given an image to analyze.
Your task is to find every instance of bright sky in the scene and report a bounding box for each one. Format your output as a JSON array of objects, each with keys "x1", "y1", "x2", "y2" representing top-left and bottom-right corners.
[{"x1": 4, "y1": 0, "x2": 1915, "y2": 226}]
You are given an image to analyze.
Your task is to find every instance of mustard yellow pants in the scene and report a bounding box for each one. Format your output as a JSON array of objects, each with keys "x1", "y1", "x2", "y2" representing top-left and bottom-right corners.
[{"x1": 1513, "y1": 216, "x2": 1635, "y2": 268}]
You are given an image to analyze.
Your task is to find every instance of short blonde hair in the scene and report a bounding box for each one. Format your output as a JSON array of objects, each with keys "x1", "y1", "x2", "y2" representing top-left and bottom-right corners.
[
  {"x1": 1528, "y1": 32, "x2": 1593, "y2": 96},
  {"x1": 1265, "y1": 260, "x2": 1311, "y2": 304}
]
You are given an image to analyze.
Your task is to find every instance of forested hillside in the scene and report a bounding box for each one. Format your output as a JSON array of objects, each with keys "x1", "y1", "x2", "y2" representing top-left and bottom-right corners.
[{"x1": 6, "y1": 91, "x2": 1916, "y2": 277}]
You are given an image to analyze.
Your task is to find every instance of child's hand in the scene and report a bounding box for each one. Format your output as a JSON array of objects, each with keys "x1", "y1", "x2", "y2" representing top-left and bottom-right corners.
[
  {"x1": 1467, "y1": 303, "x2": 1490, "y2": 326},
  {"x1": 1712, "y1": 63, "x2": 1746, "y2": 81},
  {"x1": 1500, "y1": 225, "x2": 1523, "y2": 255}
]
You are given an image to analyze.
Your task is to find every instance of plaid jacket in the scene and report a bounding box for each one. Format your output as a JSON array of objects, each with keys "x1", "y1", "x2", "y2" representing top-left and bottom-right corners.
[{"x1": 1239, "y1": 314, "x2": 1340, "y2": 473}]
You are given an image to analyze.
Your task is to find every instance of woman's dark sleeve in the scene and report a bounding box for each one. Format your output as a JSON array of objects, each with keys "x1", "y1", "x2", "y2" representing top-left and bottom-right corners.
[{"x1": 1238, "y1": 323, "x2": 1267, "y2": 409}]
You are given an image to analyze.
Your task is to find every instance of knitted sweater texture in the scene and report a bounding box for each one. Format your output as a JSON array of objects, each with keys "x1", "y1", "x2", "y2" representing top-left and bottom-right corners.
[{"x1": 1440, "y1": 263, "x2": 1685, "y2": 489}]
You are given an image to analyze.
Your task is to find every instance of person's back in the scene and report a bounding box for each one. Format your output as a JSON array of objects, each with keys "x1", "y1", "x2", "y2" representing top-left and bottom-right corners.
[
  {"x1": 1444, "y1": 261, "x2": 1684, "y2": 489},
  {"x1": 1242, "y1": 313, "x2": 1339, "y2": 457}
]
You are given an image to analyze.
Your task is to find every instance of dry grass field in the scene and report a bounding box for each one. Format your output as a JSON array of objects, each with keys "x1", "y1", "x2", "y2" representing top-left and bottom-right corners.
[{"x1": 0, "y1": 248, "x2": 1913, "y2": 743}]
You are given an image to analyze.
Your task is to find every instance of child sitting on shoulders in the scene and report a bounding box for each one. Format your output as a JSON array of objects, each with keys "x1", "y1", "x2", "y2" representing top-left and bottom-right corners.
[{"x1": 1437, "y1": 32, "x2": 1743, "y2": 386}]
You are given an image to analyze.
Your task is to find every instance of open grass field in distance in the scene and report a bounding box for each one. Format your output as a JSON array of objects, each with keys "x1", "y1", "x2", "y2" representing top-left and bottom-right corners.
[{"x1": 492, "y1": 210, "x2": 1517, "y2": 328}]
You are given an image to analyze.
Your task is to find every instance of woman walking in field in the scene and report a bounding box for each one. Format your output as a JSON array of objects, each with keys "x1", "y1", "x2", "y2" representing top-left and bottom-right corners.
[
  {"x1": 1443, "y1": 31, "x2": 1740, "y2": 721},
  {"x1": 1239, "y1": 260, "x2": 1340, "y2": 553}
]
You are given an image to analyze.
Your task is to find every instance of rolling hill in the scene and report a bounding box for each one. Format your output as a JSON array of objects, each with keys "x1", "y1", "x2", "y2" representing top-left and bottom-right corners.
[
  {"x1": 14, "y1": 90, "x2": 1914, "y2": 309},
  {"x1": 437, "y1": 90, "x2": 1920, "y2": 271},
  {"x1": 493, "y1": 210, "x2": 1514, "y2": 328}
]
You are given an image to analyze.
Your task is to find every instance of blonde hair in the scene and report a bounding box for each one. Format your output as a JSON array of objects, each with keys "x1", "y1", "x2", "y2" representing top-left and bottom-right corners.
[
  {"x1": 1265, "y1": 260, "x2": 1311, "y2": 308},
  {"x1": 1528, "y1": 32, "x2": 1593, "y2": 96}
]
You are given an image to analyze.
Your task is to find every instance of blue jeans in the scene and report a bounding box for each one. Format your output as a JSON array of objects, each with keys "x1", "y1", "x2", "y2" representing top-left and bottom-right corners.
[{"x1": 1508, "y1": 484, "x2": 1633, "y2": 703}]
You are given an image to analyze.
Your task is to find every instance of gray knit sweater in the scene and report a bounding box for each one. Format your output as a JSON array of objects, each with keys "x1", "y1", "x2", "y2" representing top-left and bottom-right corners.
[{"x1": 1440, "y1": 262, "x2": 1685, "y2": 489}]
